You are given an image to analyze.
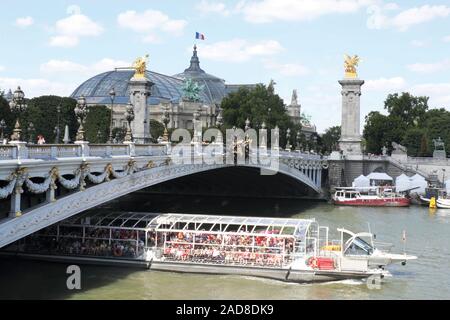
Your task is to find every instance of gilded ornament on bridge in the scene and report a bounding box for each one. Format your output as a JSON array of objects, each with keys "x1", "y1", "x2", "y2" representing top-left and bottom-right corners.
[
  {"x1": 344, "y1": 54, "x2": 360, "y2": 78},
  {"x1": 132, "y1": 54, "x2": 149, "y2": 79}
]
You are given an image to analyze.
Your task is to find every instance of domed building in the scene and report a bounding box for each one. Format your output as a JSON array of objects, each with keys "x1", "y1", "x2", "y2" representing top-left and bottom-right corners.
[{"x1": 70, "y1": 46, "x2": 256, "y2": 131}]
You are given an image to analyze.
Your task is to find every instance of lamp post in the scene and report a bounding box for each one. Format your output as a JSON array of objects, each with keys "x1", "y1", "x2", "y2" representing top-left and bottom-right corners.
[
  {"x1": 0, "y1": 119, "x2": 6, "y2": 143},
  {"x1": 124, "y1": 103, "x2": 135, "y2": 142},
  {"x1": 108, "y1": 88, "x2": 116, "y2": 144},
  {"x1": 161, "y1": 105, "x2": 170, "y2": 142},
  {"x1": 74, "y1": 95, "x2": 88, "y2": 142},
  {"x1": 54, "y1": 102, "x2": 62, "y2": 143},
  {"x1": 9, "y1": 86, "x2": 27, "y2": 141},
  {"x1": 286, "y1": 128, "x2": 291, "y2": 151},
  {"x1": 27, "y1": 122, "x2": 35, "y2": 144},
  {"x1": 296, "y1": 130, "x2": 301, "y2": 151}
]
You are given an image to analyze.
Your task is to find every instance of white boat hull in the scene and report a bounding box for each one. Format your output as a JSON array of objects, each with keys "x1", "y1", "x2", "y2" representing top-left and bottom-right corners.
[{"x1": 436, "y1": 199, "x2": 450, "y2": 209}]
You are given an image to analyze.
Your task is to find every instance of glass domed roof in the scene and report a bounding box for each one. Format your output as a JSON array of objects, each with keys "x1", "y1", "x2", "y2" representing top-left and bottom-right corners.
[
  {"x1": 70, "y1": 69, "x2": 211, "y2": 105},
  {"x1": 173, "y1": 45, "x2": 227, "y2": 105}
]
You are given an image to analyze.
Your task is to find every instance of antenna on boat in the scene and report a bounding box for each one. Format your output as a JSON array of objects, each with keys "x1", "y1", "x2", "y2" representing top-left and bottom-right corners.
[
  {"x1": 402, "y1": 229, "x2": 407, "y2": 255},
  {"x1": 367, "y1": 222, "x2": 375, "y2": 248}
]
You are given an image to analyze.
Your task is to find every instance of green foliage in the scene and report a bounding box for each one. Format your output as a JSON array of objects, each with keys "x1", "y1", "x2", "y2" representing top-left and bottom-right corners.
[
  {"x1": 150, "y1": 119, "x2": 165, "y2": 143},
  {"x1": 0, "y1": 97, "x2": 15, "y2": 139},
  {"x1": 220, "y1": 83, "x2": 295, "y2": 147},
  {"x1": 384, "y1": 93, "x2": 428, "y2": 128},
  {"x1": 84, "y1": 105, "x2": 111, "y2": 143},
  {"x1": 112, "y1": 127, "x2": 126, "y2": 142},
  {"x1": 22, "y1": 96, "x2": 78, "y2": 143},
  {"x1": 320, "y1": 126, "x2": 340, "y2": 154},
  {"x1": 402, "y1": 127, "x2": 426, "y2": 157},
  {"x1": 363, "y1": 92, "x2": 450, "y2": 157}
]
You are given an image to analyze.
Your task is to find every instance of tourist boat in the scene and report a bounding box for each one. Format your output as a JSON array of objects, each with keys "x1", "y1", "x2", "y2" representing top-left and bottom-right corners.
[
  {"x1": 2, "y1": 212, "x2": 417, "y2": 284},
  {"x1": 333, "y1": 187, "x2": 410, "y2": 207}
]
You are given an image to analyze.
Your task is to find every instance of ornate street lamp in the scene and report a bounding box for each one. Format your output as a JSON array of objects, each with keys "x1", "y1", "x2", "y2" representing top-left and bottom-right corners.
[
  {"x1": 245, "y1": 118, "x2": 251, "y2": 131},
  {"x1": 27, "y1": 122, "x2": 35, "y2": 144},
  {"x1": 0, "y1": 119, "x2": 6, "y2": 142},
  {"x1": 108, "y1": 88, "x2": 116, "y2": 144},
  {"x1": 9, "y1": 86, "x2": 27, "y2": 141},
  {"x1": 296, "y1": 130, "x2": 301, "y2": 150},
  {"x1": 54, "y1": 102, "x2": 62, "y2": 143},
  {"x1": 161, "y1": 105, "x2": 170, "y2": 142},
  {"x1": 74, "y1": 95, "x2": 88, "y2": 141},
  {"x1": 286, "y1": 128, "x2": 291, "y2": 150},
  {"x1": 124, "y1": 103, "x2": 135, "y2": 142},
  {"x1": 215, "y1": 108, "x2": 223, "y2": 127}
]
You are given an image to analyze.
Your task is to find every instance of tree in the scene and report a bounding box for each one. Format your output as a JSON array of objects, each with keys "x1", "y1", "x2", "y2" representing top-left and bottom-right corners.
[
  {"x1": 384, "y1": 92, "x2": 428, "y2": 129},
  {"x1": 363, "y1": 111, "x2": 389, "y2": 154},
  {"x1": 363, "y1": 92, "x2": 430, "y2": 155},
  {"x1": 402, "y1": 127, "x2": 426, "y2": 157},
  {"x1": 0, "y1": 97, "x2": 15, "y2": 139},
  {"x1": 423, "y1": 108, "x2": 450, "y2": 157},
  {"x1": 150, "y1": 119, "x2": 165, "y2": 143},
  {"x1": 220, "y1": 83, "x2": 295, "y2": 147},
  {"x1": 320, "y1": 126, "x2": 340, "y2": 154},
  {"x1": 84, "y1": 105, "x2": 111, "y2": 143},
  {"x1": 22, "y1": 96, "x2": 78, "y2": 143}
]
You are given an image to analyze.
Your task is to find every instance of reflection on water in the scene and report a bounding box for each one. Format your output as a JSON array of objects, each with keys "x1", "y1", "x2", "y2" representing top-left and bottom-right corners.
[{"x1": 0, "y1": 195, "x2": 449, "y2": 300}]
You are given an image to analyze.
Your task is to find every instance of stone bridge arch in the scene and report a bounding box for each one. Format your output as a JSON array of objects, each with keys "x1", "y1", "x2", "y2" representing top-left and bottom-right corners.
[{"x1": 0, "y1": 159, "x2": 324, "y2": 248}]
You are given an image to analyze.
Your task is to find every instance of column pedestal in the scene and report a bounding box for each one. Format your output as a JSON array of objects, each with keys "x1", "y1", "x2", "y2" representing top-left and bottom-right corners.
[{"x1": 338, "y1": 79, "x2": 364, "y2": 156}]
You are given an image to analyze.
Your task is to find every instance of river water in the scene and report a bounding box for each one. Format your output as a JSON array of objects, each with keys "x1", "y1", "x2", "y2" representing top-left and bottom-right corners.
[{"x1": 0, "y1": 196, "x2": 449, "y2": 300}]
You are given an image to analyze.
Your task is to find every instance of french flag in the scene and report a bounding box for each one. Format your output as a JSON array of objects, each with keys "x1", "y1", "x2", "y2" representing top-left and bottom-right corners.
[{"x1": 195, "y1": 32, "x2": 205, "y2": 40}]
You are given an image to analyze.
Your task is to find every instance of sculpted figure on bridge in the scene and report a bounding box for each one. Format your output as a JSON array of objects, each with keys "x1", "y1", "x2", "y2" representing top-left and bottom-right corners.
[
  {"x1": 344, "y1": 54, "x2": 360, "y2": 78},
  {"x1": 132, "y1": 54, "x2": 149, "y2": 79}
]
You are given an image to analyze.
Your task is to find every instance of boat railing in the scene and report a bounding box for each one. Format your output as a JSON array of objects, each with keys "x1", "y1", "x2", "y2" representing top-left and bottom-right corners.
[{"x1": 158, "y1": 247, "x2": 293, "y2": 267}]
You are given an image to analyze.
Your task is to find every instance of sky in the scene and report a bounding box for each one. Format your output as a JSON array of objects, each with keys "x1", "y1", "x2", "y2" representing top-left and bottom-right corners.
[{"x1": 1, "y1": 0, "x2": 450, "y2": 133}]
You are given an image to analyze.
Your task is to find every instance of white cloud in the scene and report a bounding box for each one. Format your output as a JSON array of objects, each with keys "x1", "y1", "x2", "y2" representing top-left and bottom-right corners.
[
  {"x1": 238, "y1": 0, "x2": 374, "y2": 23},
  {"x1": 410, "y1": 40, "x2": 426, "y2": 47},
  {"x1": 365, "y1": 77, "x2": 406, "y2": 91},
  {"x1": 49, "y1": 7, "x2": 103, "y2": 47},
  {"x1": 197, "y1": 39, "x2": 284, "y2": 62},
  {"x1": 367, "y1": 4, "x2": 450, "y2": 31},
  {"x1": 263, "y1": 60, "x2": 309, "y2": 76},
  {"x1": 40, "y1": 58, "x2": 130, "y2": 75},
  {"x1": 407, "y1": 59, "x2": 450, "y2": 73},
  {"x1": 196, "y1": 0, "x2": 230, "y2": 16},
  {"x1": 15, "y1": 16, "x2": 34, "y2": 28},
  {"x1": 117, "y1": 10, "x2": 187, "y2": 41},
  {"x1": 49, "y1": 35, "x2": 79, "y2": 48},
  {"x1": 0, "y1": 77, "x2": 73, "y2": 97},
  {"x1": 443, "y1": 35, "x2": 450, "y2": 42},
  {"x1": 0, "y1": 66, "x2": 5, "y2": 72},
  {"x1": 410, "y1": 83, "x2": 450, "y2": 107}
]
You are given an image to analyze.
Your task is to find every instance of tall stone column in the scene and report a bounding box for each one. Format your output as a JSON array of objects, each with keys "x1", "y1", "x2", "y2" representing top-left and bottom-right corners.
[
  {"x1": 338, "y1": 78, "x2": 364, "y2": 156},
  {"x1": 129, "y1": 77, "x2": 153, "y2": 144}
]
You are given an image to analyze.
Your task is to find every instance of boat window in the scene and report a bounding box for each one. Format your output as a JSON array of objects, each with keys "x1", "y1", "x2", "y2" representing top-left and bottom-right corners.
[{"x1": 345, "y1": 237, "x2": 373, "y2": 255}]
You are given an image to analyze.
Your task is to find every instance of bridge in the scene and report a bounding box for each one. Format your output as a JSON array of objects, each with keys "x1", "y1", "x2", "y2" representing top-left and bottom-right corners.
[{"x1": 0, "y1": 142, "x2": 327, "y2": 248}]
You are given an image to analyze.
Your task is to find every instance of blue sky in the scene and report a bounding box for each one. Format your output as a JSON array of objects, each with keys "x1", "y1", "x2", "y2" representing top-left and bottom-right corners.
[{"x1": 1, "y1": 0, "x2": 450, "y2": 133}]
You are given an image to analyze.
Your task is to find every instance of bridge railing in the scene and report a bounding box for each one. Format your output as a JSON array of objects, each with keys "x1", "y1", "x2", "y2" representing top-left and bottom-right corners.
[
  {"x1": 0, "y1": 143, "x2": 168, "y2": 160},
  {"x1": 0, "y1": 145, "x2": 18, "y2": 160}
]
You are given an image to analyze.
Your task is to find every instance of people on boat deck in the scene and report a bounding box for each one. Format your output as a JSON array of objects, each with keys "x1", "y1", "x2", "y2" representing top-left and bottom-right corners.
[{"x1": 156, "y1": 230, "x2": 295, "y2": 266}]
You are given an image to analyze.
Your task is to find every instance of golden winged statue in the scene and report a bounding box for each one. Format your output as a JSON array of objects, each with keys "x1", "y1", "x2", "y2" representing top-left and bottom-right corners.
[
  {"x1": 132, "y1": 54, "x2": 149, "y2": 79},
  {"x1": 344, "y1": 54, "x2": 360, "y2": 78}
]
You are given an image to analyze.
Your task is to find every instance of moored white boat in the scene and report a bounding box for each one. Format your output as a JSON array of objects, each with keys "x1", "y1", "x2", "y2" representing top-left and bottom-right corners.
[{"x1": 436, "y1": 198, "x2": 450, "y2": 209}]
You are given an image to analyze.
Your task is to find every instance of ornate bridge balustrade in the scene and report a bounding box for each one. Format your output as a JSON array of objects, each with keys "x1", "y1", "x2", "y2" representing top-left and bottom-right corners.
[{"x1": 0, "y1": 143, "x2": 326, "y2": 248}]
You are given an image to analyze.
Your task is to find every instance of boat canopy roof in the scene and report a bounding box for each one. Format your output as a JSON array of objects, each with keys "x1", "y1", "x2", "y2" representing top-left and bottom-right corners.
[
  {"x1": 60, "y1": 212, "x2": 316, "y2": 238},
  {"x1": 149, "y1": 213, "x2": 316, "y2": 238}
]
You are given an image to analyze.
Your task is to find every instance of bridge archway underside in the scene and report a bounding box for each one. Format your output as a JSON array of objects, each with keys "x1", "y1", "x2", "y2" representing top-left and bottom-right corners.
[{"x1": 0, "y1": 154, "x2": 325, "y2": 248}]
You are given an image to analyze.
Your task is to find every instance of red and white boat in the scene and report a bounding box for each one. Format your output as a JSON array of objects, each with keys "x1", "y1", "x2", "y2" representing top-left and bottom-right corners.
[{"x1": 333, "y1": 187, "x2": 410, "y2": 207}]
